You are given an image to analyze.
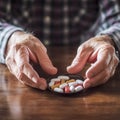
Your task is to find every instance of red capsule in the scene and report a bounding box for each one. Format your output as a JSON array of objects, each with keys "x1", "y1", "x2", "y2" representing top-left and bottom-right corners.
[{"x1": 65, "y1": 86, "x2": 70, "y2": 93}]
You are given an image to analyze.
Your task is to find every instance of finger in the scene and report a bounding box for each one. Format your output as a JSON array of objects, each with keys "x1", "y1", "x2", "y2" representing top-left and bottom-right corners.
[
  {"x1": 86, "y1": 48, "x2": 112, "y2": 79},
  {"x1": 19, "y1": 73, "x2": 47, "y2": 90},
  {"x1": 18, "y1": 62, "x2": 47, "y2": 90},
  {"x1": 83, "y1": 68, "x2": 110, "y2": 88},
  {"x1": 88, "y1": 50, "x2": 98, "y2": 63},
  {"x1": 36, "y1": 47, "x2": 57, "y2": 75},
  {"x1": 14, "y1": 46, "x2": 47, "y2": 90},
  {"x1": 84, "y1": 54, "x2": 119, "y2": 89},
  {"x1": 27, "y1": 47, "x2": 38, "y2": 63},
  {"x1": 7, "y1": 59, "x2": 47, "y2": 90},
  {"x1": 67, "y1": 47, "x2": 93, "y2": 73}
]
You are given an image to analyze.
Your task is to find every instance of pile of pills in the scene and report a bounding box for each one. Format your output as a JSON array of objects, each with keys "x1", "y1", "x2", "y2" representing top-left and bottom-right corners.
[{"x1": 48, "y1": 75, "x2": 84, "y2": 94}]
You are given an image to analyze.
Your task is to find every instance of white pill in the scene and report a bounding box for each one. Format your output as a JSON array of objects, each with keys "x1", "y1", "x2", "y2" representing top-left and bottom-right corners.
[
  {"x1": 57, "y1": 75, "x2": 70, "y2": 80},
  {"x1": 51, "y1": 78, "x2": 61, "y2": 82},
  {"x1": 59, "y1": 83, "x2": 68, "y2": 89},
  {"x1": 54, "y1": 88, "x2": 63, "y2": 93},
  {"x1": 75, "y1": 86, "x2": 83, "y2": 92},
  {"x1": 76, "y1": 79, "x2": 83, "y2": 84},
  {"x1": 68, "y1": 82, "x2": 77, "y2": 86},
  {"x1": 49, "y1": 81, "x2": 55, "y2": 87},
  {"x1": 69, "y1": 85, "x2": 75, "y2": 92}
]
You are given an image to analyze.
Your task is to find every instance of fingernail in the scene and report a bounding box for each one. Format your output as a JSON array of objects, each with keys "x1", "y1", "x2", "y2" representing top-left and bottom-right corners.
[
  {"x1": 84, "y1": 82, "x2": 91, "y2": 88},
  {"x1": 32, "y1": 77, "x2": 37, "y2": 83},
  {"x1": 39, "y1": 78, "x2": 47, "y2": 90}
]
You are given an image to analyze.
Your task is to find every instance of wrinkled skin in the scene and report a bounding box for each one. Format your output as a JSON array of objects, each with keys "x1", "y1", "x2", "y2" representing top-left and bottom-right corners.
[
  {"x1": 67, "y1": 35, "x2": 119, "y2": 88},
  {"x1": 5, "y1": 32, "x2": 57, "y2": 90},
  {"x1": 5, "y1": 31, "x2": 119, "y2": 90}
]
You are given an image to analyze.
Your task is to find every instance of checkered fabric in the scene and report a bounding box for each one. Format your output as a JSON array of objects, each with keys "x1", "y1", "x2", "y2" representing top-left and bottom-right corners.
[{"x1": 0, "y1": 0, "x2": 120, "y2": 63}]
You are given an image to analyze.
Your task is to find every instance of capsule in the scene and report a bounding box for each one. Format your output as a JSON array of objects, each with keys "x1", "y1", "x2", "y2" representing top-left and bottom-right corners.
[
  {"x1": 51, "y1": 83, "x2": 61, "y2": 89},
  {"x1": 69, "y1": 85, "x2": 75, "y2": 93},
  {"x1": 51, "y1": 78, "x2": 61, "y2": 82},
  {"x1": 68, "y1": 81, "x2": 77, "y2": 86},
  {"x1": 61, "y1": 79, "x2": 66, "y2": 84},
  {"x1": 76, "y1": 79, "x2": 83, "y2": 84},
  {"x1": 65, "y1": 86, "x2": 70, "y2": 93},
  {"x1": 66, "y1": 79, "x2": 75, "y2": 83},
  {"x1": 54, "y1": 88, "x2": 63, "y2": 93},
  {"x1": 59, "y1": 83, "x2": 68, "y2": 89},
  {"x1": 75, "y1": 86, "x2": 83, "y2": 92},
  {"x1": 57, "y1": 75, "x2": 70, "y2": 80},
  {"x1": 49, "y1": 81, "x2": 55, "y2": 87}
]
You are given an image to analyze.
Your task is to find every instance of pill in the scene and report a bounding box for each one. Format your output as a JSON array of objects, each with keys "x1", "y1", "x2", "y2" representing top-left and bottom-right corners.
[
  {"x1": 51, "y1": 78, "x2": 61, "y2": 82},
  {"x1": 76, "y1": 79, "x2": 83, "y2": 84},
  {"x1": 65, "y1": 86, "x2": 70, "y2": 93},
  {"x1": 54, "y1": 81, "x2": 61, "y2": 85},
  {"x1": 75, "y1": 84, "x2": 83, "y2": 88},
  {"x1": 68, "y1": 81, "x2": 77, "y2": 86},
  {"x1": 59, "y1": 83, "x2": 68, "y2": 89},
  {"x1": 61, "y1": 79, "x2": 66, "y2": 84},
  {"x1": 54, "y1": 88, "x2": 63, "y2": 93},
  {"x1": 66, "y1": 79, "x2": 75, "y2": 83},
  {"x1": 51, "y1": 83, "x2": 61, "y2": 89},
  {"x1": 75, "y1": 86, "x2": 83, "y2": 92},
  {"x1": 57, "y1": 75, "x2": 70, "y2": 80},
  {"x1": 49, "y1": 75, "x2": 84, "y2": 94},
  {"x1": 49, "y1": 81, "x2": 55, "y2": 87},
  {"x1": 69, "y1": 85, "x2": 75, "y2": 93}
]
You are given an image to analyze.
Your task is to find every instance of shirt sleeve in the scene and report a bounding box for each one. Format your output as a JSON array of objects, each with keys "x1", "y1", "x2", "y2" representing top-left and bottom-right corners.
[
  {"x1": 0, "y1": 21, "x2": 24, "y2": 64},
  {"x1": 96, "y1": 0, "x2": 120, "y2": 54}
]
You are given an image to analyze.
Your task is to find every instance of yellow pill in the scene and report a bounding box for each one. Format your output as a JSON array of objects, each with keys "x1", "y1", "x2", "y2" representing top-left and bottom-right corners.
[
  {"x1": 61, "y1": 79, "x2": 66, "y2": 84},
  {"x1": 66, "y1": 79, "x2": 75, "y2": 83},
  {"x1": 51, "y1": 83, "x2": 60, "y2": 89}
]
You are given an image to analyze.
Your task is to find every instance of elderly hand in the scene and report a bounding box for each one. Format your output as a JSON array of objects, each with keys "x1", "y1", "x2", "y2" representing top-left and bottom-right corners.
[
  {"x1": 67, "y1": 35, "x2": 119, "y2": 88},
  {"x1": 5, "y1": 31, "x2": 57, "y2": 90}
]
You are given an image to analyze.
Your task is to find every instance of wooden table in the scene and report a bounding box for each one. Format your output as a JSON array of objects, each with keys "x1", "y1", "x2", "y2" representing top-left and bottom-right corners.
[{"x1": 0, "y1": 46, "x2": 120, "y2": 120}]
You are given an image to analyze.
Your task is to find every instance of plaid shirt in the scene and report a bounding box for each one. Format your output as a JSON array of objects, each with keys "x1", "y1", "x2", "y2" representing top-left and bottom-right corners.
[{"x1": 0, "y1": 0, "x2": 120, "y2": 63}]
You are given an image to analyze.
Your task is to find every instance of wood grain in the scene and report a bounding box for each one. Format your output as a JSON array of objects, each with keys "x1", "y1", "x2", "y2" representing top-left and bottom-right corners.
[{"x1": 0, "y1": 46, "x2": 120, "y2": 120}]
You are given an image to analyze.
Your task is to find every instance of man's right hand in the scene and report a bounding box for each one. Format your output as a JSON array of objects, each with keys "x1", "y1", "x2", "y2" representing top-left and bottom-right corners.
[{"x1": 5, "y1": 31, "x2": 57, "y2": 90}]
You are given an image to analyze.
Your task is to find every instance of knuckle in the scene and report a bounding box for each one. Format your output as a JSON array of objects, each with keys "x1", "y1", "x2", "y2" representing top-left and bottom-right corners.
[
  {"x1": 104, "y1": 45, "x2": 115, "y2": 53},
  {"x1": 77, "y1": 44, "x2": 85, "y2": 53},
  {"x1": 19, "y1": 62, "x2": 28, "y2": 71},
  {"x1": 12, "y1": 44, "x2": 21, "y2": 50}
]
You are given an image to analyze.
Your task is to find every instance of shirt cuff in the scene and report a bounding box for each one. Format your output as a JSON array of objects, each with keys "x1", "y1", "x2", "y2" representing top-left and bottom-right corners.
[{"x1": 0, "y1": 25, "x2": 24, "y2": 64}]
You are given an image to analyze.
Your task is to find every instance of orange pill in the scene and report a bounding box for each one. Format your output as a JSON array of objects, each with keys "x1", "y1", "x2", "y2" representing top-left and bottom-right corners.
[
  {"x1": 51, "y1": 83, "x2": 60, "y2": 89},
  {"x1": 66, "y1": 79, "x2": 75, "y2": 83}
]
